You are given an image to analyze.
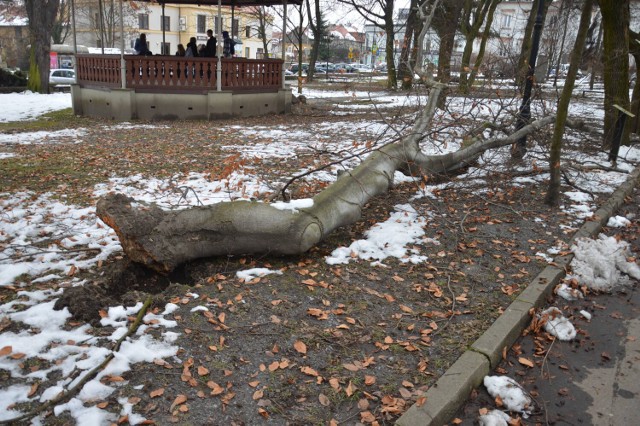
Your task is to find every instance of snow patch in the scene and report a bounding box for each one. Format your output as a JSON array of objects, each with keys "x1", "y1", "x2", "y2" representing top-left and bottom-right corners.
[
  {"x1": 483, "y1": 375, "x2": 532, "y2": 414},
  {"x1": 541, "y1": 307, "x2": 576, "y2": 341}
]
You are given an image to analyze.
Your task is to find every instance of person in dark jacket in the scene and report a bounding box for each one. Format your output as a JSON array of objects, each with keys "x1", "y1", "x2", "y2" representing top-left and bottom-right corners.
[
  {"x1": 185, "y1": 37, "x2": 199, "y2": 57},
  {"x1": 134, "y1": 33, "x2": 151, "y2": 55},
  {"x1": 222, "y1": 31, "x2": 235, "y2": 58},
  {"x1": 204, "y1": 29, "x2": 217, "y2": 57}
]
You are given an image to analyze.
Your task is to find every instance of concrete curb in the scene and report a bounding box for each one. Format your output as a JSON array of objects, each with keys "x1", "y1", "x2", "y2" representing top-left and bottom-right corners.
[{"x1": 397, "y1": 166, "x2": 640, "y2": 426}]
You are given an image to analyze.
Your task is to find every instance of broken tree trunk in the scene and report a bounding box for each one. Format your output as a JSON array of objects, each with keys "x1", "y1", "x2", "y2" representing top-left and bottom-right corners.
[
  {"x1": 97, "y1": 104, "x2": 555, "y2": 273},
  {"x1": 97, "y1": 1, "x2": 556, "y2": 274}
]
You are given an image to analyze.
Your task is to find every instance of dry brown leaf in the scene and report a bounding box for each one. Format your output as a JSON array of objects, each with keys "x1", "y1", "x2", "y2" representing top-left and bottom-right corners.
[
  {"x1": 169, "y1": 395, "x2": 187, "y2": 411},
  {"x1": 10, "y1": 352, "x2": 25, "y2": 360},
  {"x1": 360, "y1": 411, "x2": 376, "y2": 423},
  {"x1": 329, "y1": 377, "x2": 341, "y2": 391},
  {"x1": 358, "y1": 398, "x2": 370, "y2": 410},
  {"x1": 207, "y1": 381, "x2": 224, "y2": 396},
  {"x1": 415, "y1": 396, "x2": 427, "y2": 407},
  {"x1": 178, "y1": 404, "x2": 189, "y2": 413},
  {"x1": 96, "y1": 401, "x2": 109, "y2": 409},
  {"x1": 319, "y1": 393, "x2": 330, "y2": 406},
  {"x1": 149, "y1": 388, "x2": 165, "y2": 398},
  {"x1": 27, "y1": 383, "x2": 38, "y2": 397},
  {"x1": 248, "y1": 380, "x2": 260, "y2": 388},
  {"x1": 329, "y1": 419, "x2": 338, "y2": 426},
  {"x1": 197, "y1": 366, "x2": 209, "y2": 376},
  {"x1": 252, "y1": 389, "x2": 264, "y2": 400},
  {"x1": 343, "y1": 363, "x2": 360, "y2": 372},
  {"x1": 294, "y1": 340, "x2": 307, "y2": 354},
  {"x1": 268, "y1": 361, "x2": 279, "y2": 372},
  {"x1": 364, "y1": 375, "x2": 376, "y2": 386},
  {"x1": 0, "y1": 346, "x2": 12, "y2": 357},
  {"x1": 451, "y1": 418, "x2": 463, "y2": 425},
  {"x1": 301, "y1": 366, "x2": 319, "y2": 377},
  {"x1": 399, "y1": 304, "x2": 414, "y2": 313},
  {"x1": 345, "y1": 381, "x2": 356, "y2": 397},
  {"x1": 399, "y1": 387, "x2": 412, "y2": 399},
  {"x1": 258, "y1": 407, "x2": 269, "y2": 418},
  {"x1": 518, "y1": 357, "x2": 534, "y2": 368}
]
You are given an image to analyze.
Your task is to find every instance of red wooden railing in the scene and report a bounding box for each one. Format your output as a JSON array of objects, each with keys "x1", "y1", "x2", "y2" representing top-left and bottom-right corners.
[{"x1": 75, "y1": 55, "x2": 283, "y2": 92}]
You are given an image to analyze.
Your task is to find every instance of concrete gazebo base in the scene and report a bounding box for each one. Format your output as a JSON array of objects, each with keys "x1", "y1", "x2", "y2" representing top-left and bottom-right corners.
[{"x1": 71, "y1": 86, "x2": 292, "y2": 121}]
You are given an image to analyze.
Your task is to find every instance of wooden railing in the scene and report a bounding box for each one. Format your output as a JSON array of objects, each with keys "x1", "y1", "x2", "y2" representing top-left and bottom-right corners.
[{"x1": 75, "y1": 55, "x2": 283, "y2": 92}]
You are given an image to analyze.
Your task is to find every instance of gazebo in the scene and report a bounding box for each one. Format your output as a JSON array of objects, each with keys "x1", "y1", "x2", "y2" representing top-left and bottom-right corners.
[{"x1": 69, "y1": 0, "x2": 300, "y2": 120}]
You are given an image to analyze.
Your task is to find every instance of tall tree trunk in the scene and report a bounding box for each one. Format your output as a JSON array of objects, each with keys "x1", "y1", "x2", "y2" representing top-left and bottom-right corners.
[
  {"x1": 384, "y1": 0, "x2": 398, "y2": 90},
  {"x1": 398, "y1": 0, "x2": 419, "y2": 90},
  {"x1": 598, "y1": 0, "x2": 630, "y2": 148},
  {"x1": 432, "y1": 0, "x2": 463, "y2": 107},
  {"x1": 467, "y1": 0, "x2": 499, "y2": 88},
  {"x1": 546, "y1": 0, "x2": 594, "y2": 206},
  {"x1": 305, "y1": 0, "x2": 324, "y2": 83},
  {"x1": 627, "y1": 30, "x2": 640, "y2": 135},
  {"x1": 25, "y1": 0, "x2": 61, "y2": 93},
  {"x1": 517, "y1": 0, "x2": 552, "y2": 90},
  {"x1": 458, "y1": 0, "x2": 499, "y2": 94}
]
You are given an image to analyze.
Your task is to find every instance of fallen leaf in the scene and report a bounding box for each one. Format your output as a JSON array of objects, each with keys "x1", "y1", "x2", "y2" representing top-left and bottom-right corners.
[
  {"x1": 319, "y1": 393, "x2": 330, "y2": 406},
  {"x1": 96, "y1": 401, "x2": 109, "y2": 409},
  {"x1": 345, "y1": 381, "x2": 356, "y2": 397},
  {"x1": 364, "y1": 375, "x2": 376, "y2": 386},
  {"x1": 0, "y1": 346, "x2": 12, "y2": 357},
  {"x1": 358, "y1": 398, "x2": 369, "y2": 410},
  {"x1": 343, "y1": 363, "x2": 360, "y2": 372},
  {"x1": 27, "y1": 383, "x2": 38, "y2": 397},
  {"x1": 518, "y1": 357, "x2": 534, "y2": 368},
  {"x1": 207, "y1": 381, "x2": 224, "y2": 396},
  {"x1": 329, "y1": 377, "x2": 341, "y2": 390},
  {"x1": 253, "y1": 389, "x2": 264, "y2": 400},
  {"x1": 197, "y1": 366, "x2": 209, "y2": 376},
  {"x1": 169, "y1": 395, "x2": 187, "y2": 411},
  {"x1": 248, "y1": 381, "x2": 260, "y2": 388},
  {"x1": 268, "y1": 361, "x2": 279, "y2": 372},
  {"x1": 149, "y1": 388, "x2": 164, "y2": 398},
  {"x1": 360, "y1": 411, "x2": 376, "y2": 423},
  {"x1": 301, "y1": 366, "x2": 319, "y2": 377},
  {"x1": 294, "y1": 340, "x2": 307, "y2": 354},
  {"x1": 10, "y1": 353, "x2": 25, "y2": 360},
  {"x1": 558, "y1": 387, "x2": 569, "y2": 396}
]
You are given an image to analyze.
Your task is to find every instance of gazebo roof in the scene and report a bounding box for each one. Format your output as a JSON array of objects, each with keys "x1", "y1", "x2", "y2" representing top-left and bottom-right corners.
[{"x1": 127, "y1": 0, "x2": 303, "y2": 7}]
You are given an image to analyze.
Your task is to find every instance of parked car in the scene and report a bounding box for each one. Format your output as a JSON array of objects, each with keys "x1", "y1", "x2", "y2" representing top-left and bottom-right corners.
[
  {"x1": 49, "y1": 69, "x2": 76, "y2": 86},
  {"x1": 288, "y1": 63, "x2": 308, "y2": 74},
  {"x1": 353, "y1": 64, "x2": 373, "y2": 73},
  {"x1": 334, "y1": 63, "x2": 357, "y2": 73},
  {"x1": 315, "y1": 63, "x2": 336, "y2": 73}
]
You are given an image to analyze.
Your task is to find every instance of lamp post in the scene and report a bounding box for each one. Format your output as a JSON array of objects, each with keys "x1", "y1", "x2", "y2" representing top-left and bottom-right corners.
[{"x1": 323, "y1": 35, "x2": 334, "y2": 79}]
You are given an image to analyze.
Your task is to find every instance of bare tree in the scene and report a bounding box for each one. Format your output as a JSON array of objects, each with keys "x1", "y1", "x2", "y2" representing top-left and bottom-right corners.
[
  {"x1": 245, "y1": 6, "x2": 272, "y2": 57},
  {"x1": 305, "y1": 0, "x2": 326, "y2": 82},
  {"x1": 597, "y1": 0, "x2": 631, "y2": 149},
  {"x1": 458, "y1": 0, "x2": 500, "y2": 94},
  {"x1": 546, "y1": 0, "x2": 594, "y2": 206},
  {"x1": 52, "y1": 0, "x2": 71, "y2": 44}
]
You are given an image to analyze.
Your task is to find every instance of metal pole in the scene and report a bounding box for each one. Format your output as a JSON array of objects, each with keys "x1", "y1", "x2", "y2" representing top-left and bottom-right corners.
[
  {"x1": 98, "y1": 0, "x2": 105, "y2": 54},
  {"x1": 162, "y1": 3, "x2": 166, "y2": 54},
  {"x1": 119, "y1": 0, "x2": 125, "y2": 88},
  {"x1": 217, "y1": 0, "x2": 222, "y2": 91},
  {"x1": 282, "y1": 0, "x2": 287, "y2": 88},
  {"x1": 513, "y1": 0, "x2": 546, "y2": 159},
  {"x1": 71, "y1": 0, "x2": 78, "y2": 58}
]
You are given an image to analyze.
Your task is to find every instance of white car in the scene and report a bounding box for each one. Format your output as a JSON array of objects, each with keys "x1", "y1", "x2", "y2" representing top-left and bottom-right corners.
[{"x1": 49, "y1": 69, "x2": 76, "y2": 86}]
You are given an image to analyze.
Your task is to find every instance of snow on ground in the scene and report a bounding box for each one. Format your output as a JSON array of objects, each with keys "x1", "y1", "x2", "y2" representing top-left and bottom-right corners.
[
  {"x1": 0, "y1": 91, "x2": 72, "y2": 122},
  {"x1": 541, "y1": 307, "x2": 577, "y2": 341},
  {"x1": 483, "y1": 375, "x2": 532, "y2": 414},
  {"x1": 0, "y1": 88, "x2": 639, "y2": 423}
]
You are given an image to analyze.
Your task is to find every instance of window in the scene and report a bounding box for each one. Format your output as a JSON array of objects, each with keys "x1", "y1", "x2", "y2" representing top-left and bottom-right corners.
[
  {"x1": 232, "y1": 18, "x2": 239, "y2": 37},
  {"x1": 161, "y1": 42, "x2": 171, "y2": 55},
  {"x1": 162, "y1": 16, "x2": 170, "y2": 31},
  {"x1": 96, "y1": 39, "x2": 102, "y2": 48},
  {"x1": 501, "y1": 14, "x2": 512, "y2": 28},
  {"x1": 245, "y1": 47, "x2": 250, "y2": 58},
  {"x1": 197, "y1": 15, "x2": 206, "y2": 33},
  {"x1": 245, "y1": 26, "x2": 251, "y2": 38},
  {"x1": 138, "y1": 13, "x2": 149, "y2": 30}
]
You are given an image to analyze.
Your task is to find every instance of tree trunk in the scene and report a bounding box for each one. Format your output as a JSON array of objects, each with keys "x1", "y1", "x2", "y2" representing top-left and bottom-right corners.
[
  {"x1": 467, "y1": 0, "x2": 499, "y2": 88},
  {"x1": 458, "y1": 0, "x2": 498, "y2": 94},
  {"x1": 546, "y1": 0, "x2": 594, "y2": 206},
  {"x1": 98, "y1": 0, "x2": 556, "y2": 273},
  {"x1": 598, "y1": 0, "x2": 630, "y2": 148},
  {"x1": 25, "y1": 0, "x2": 61, "y2": 93},
  {"x1": 517, "y1": 0, "x2": 552, "y2": 90},
  {"x1": 384, "y1": 0, "x2": 398, "y2": 90},
  {"x1": 398, "y1": 0, "x2": 419, "y2": 90},
  {"x1": 305, "y1": 0, "x2": 325, "y2": 83},
  {"x1": 627, "y1": 30, "x2": 640, "y2": 135},
  {"x1": 98, "y1": 97, "x2": 555, "y2": 273},
  {"x1": 433, "y1": 0, "x2": 464, "y2": 107}
]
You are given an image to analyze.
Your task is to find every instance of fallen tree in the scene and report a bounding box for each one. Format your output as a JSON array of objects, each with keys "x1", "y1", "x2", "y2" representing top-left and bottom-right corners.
[{"x1": 96, "y1": 1, "x2": 556, "y2": 274}]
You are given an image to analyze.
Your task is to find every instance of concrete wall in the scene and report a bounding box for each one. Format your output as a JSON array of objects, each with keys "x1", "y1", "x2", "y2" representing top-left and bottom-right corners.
[{"x1": 71, "y1": 85, "x2": 291, "y2": 121}]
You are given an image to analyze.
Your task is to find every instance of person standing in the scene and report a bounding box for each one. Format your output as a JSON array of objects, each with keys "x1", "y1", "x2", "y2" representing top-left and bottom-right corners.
[
  {"x1": 222, "y1": 31, "x2": 235, "y2": 58},
  {"x1": 185, "y1": 37, "x2": 199, "y2": 57},
  {"x1": 204, "y1": 29, "x2": 217, "y2": 57},
  {"x1": 175, "y1": 44, "x2": 186, "y2": 56},
  {"x1": 134, "y1": 33, "x2": 151, "y2": 55}
]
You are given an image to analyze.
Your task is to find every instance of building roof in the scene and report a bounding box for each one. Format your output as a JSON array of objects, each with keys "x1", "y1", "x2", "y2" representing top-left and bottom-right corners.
[{"x1": 127, "y1": 0, "x2": 302, "y2": 7}]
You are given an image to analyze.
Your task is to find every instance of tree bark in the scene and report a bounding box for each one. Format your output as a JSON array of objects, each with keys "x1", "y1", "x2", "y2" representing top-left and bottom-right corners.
[
  {"x1": 458, "y1": 0, "x2": 499, "y2": 94},
  {"x1": 546, "y1": 0, "x2": 594, "y2": 206},
  {"x1": 25, "y1": 0, "x2": 61, "y2": 93},
  {"x1": 467, "y1": 0, "x2": 499, "y2": 88},
  {"x1": 398, "y1": 0, "x2": 419, "y2": 90},
  {"x1": 516, "y1": 0, "x2": 552, "y2": 90},
  {"x1": 383, "y1": 0, "x2": 398, "y2": 89},
  {"x1": 432, "y1": 0, "x2": 464, "y2": 107},
  {"x1": 598, "y1": 0, "x2": 630, "y2": 148}
]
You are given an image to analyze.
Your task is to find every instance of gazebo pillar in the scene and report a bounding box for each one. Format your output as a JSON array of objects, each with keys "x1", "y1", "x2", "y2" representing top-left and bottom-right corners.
[
  {"x1": 217, "y1": 0, "x2": 222, "y2": 91},
  {"x1": 282, "y1": 0, "x2": 287, "y2": 88}
]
